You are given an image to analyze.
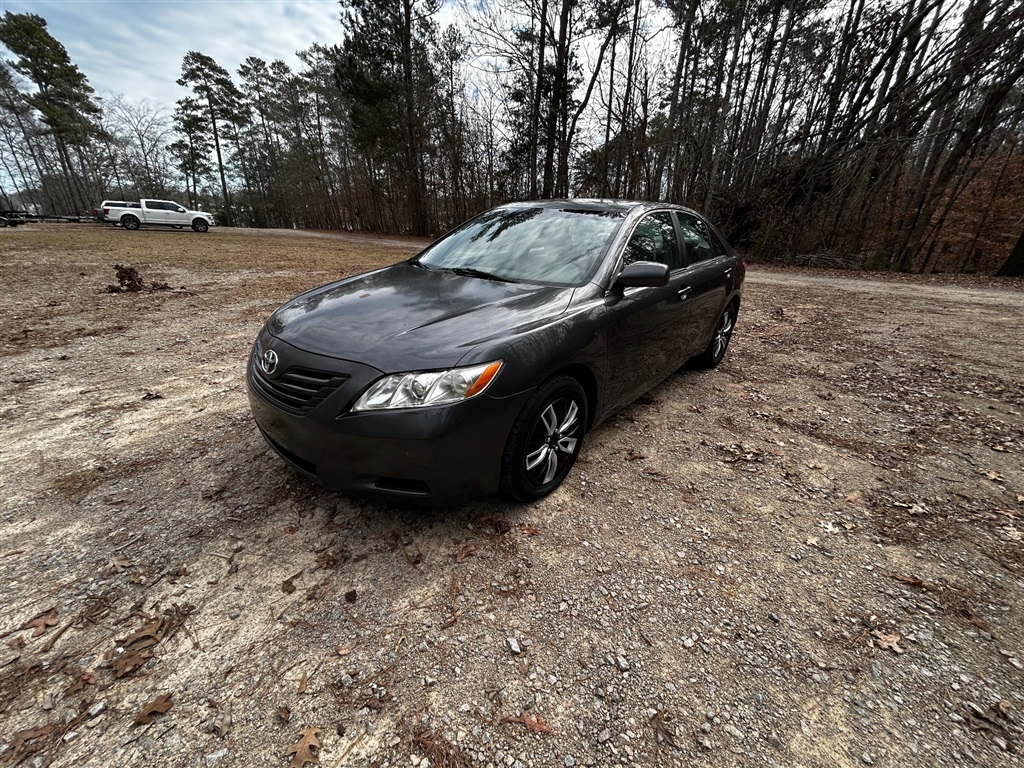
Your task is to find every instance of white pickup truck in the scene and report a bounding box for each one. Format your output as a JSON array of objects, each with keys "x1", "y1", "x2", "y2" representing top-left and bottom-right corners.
[{"x1": 105, "y1": 199, "x2": 215, "y2": 233}]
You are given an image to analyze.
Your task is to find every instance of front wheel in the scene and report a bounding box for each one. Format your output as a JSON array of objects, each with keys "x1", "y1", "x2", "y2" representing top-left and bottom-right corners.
[
  {"x1": 122, "y1": 215, "x2": 140, "y2": 231},
  {"x1": 500, "y1": 375, "x2": 587, "y2": 502},
  {"x1": 693, "y1": 303, "x2": 736, "y2": 369},
  {"x1": 191, "y1": 218, "x2": 209, "y2": 233}
]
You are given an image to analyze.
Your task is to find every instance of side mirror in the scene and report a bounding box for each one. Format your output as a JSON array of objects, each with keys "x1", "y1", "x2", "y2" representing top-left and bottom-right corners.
[{"x1": 615, "y1": 261, "x2": 669, "y2": 288}]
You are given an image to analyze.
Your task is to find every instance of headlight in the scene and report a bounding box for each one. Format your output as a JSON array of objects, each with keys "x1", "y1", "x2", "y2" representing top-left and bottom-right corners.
[{"x1": 350, "y1": 361, "x2": 503, "y2": 412}]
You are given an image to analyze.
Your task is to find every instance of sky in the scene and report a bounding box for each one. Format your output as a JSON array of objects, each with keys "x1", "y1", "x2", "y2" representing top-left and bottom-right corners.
[{"x1": 0, "y1": 0, "x2": 350, "y2": 108}]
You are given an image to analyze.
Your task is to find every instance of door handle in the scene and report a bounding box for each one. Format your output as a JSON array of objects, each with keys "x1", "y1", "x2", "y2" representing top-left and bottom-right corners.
[
  {"x1": 724, "y1": 269, "x2": 733, "y2": 277},
  {"x1": 677, "y1": 286, "x2": 692, "y2": 299}
]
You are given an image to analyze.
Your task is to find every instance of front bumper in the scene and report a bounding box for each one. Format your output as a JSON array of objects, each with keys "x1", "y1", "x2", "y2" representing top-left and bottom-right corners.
[{"x1": 246, "y1": 339, "x2": 529, "y2": 503}]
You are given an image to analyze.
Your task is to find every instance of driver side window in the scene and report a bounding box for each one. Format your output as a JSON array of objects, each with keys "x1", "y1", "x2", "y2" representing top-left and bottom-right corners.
[{"x1": 623, "y1": 213, "x2": 682, "y2": 271}]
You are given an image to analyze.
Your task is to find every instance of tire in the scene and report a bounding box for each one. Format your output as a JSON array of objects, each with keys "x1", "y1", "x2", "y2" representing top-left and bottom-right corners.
[
  {"x1": 191, "y1": 218, "x2": 209, "y2": 233},
  {"x1": 122, "y1": 215, "x2": 140, "y2": 231},
  {"x1": 500, "y1": 375, "x2": 587, "y2": 502},
  {"x1": 693, "y1": 303, "x2": 737, "y2": 369}
]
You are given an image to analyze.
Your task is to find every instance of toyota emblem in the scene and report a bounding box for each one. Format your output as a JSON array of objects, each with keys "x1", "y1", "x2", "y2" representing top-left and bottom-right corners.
[{"x1": 261, "y1": 349, "x2": 279, "y2": 375}]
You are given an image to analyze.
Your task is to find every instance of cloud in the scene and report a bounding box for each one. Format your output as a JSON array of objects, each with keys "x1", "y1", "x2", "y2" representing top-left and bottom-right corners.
[{"x1": 0, "y1": 0, "x2": 343, "y2": 107}]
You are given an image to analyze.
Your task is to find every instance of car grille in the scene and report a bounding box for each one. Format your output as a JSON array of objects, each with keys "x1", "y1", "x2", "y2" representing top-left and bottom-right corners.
[{"x1": 250, "y1": 358, "x2": 349, "y2": 415}]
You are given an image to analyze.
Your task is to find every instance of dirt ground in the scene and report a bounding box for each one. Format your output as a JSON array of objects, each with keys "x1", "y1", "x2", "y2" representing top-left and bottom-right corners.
[{"x1": 1, "y1": 224, "x2": 1022, "y2": 768}]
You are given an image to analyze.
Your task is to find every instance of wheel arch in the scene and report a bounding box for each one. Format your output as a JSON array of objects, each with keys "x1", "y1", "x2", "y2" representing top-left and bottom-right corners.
[{"x1": 545, "y1": 362, "x2": 599, "y2": 432}]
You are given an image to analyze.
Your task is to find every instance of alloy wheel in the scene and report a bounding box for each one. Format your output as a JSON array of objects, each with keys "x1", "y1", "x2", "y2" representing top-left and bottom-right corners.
[{"x1": 524, "y1": 396, "x2": 581, "y2": 486}]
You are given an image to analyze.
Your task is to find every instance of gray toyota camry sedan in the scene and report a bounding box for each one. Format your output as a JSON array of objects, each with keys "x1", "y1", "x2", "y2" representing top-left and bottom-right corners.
[{"x1": 247, "y1": 200, "x2": 744, "y2": 503}]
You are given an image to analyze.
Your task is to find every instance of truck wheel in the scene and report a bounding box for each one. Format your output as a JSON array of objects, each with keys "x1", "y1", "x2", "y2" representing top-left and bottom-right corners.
[
  {"x1": 122, "y1": 215, "x2": 140, "y2": 231},
  {"x1": 191, "y1": 218, "x2": 209, "y2": 233}
]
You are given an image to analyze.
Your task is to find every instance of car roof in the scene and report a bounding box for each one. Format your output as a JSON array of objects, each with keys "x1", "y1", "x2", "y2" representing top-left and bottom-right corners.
[{"x1": 501, "y1": 198, "x2": 706, "y2": 218}]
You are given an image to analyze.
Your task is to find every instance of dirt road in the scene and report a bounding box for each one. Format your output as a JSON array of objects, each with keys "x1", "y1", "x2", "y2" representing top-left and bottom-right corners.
[{"x1": 1, "y1": 225, "x2": 1022, "y2": 767}]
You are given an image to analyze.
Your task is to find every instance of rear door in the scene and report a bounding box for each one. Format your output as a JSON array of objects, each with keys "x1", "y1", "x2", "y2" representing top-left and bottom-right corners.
[
  {"x1": 142, "y1": 199, "x2": 166, "y2": 225},
  {"x1": 603, "y1": 211, "x2": 692, "y2": 409},
  {"x1": 675, "y1": 211, "x2": 730, "y2": 357}
]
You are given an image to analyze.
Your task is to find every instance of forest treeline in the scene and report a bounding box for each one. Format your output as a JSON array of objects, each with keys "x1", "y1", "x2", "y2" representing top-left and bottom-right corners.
[{"x1": 1, "y1": 1, "x2": 1023, "y2": 275}]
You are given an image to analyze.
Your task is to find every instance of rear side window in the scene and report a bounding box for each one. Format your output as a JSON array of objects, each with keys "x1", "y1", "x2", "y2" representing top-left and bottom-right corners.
[
  {"x1": 677, "y1": 212, "x2": 715, "y2": 264},
  {"x1": 144, "y1": 200, "x2": 160, "y2": 209}
]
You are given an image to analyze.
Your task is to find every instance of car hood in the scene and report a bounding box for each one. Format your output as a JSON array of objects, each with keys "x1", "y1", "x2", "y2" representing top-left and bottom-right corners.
[{"x1": 266, "y1": 262, "x2": 575, "y2": 371}]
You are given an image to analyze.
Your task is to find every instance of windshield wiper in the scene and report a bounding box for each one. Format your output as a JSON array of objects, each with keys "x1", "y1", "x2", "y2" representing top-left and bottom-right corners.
[{"x1": 446, "y1": 266, "x2": 520, "y2": 283}]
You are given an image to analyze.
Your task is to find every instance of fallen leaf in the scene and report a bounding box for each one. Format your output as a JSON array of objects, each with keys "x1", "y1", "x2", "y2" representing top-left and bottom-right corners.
[
  {"x1": 23, "y1": 609, "x2": 58, "y2": 638},
  {"x1": 501, "y1": 712, "x2": 552, "y2": 733},
  {"x1": 9, "y1": 724, "x2": 55, "y2": 762},
  {"x1": 284, "y1": 727, "x2": 321, "y2": 768},
  {"x1": 650, "y1": 708, "x2": 678, "y2": 748},
  {"x1": 1017, "y1": 495, "x2": 1024, "y2": 504},
  {"x1": 805, "y1": 536, "x2": 819, "y2": 546},
  {"x1": 113, "y1": 648, "x2": 152, "y2": 677},
  {"x1": 455, "y1": 544, "x2": 476, "y2": 562},
  {"x1": 210, "y1": 703, "x2": 232, "y2": 738},
  {"x1": 282, "y1": 578, "x2": 296, "y2": 594},
  {"x1": 297, "y1": 671, "x2": 308, "y2": 694},
  {"x1": 100, "y1": 556, "x2": 132, "y2": 578},
  {"x1": 141, "y1": 392, "x2": 163, "y2": 401},
  {"x1": 344, "y1": 589, "x2": 357, "y2": 603},
  {"x1": 627, "y1": 448, "x2": 646, "y2": 461},
  {"x1": 520, "y1": 523, "x2": 540, "y2": 536},
  {"x1": 283, "y1": 525, "x2": 299, "y2": 535},
  {"x1": 65, "y1": 673, "x2": 96, "y2": 696},
  {"x1": 983, "y1": 470, "x2": 1005, "y2": 482},
  {"x1": 8, "y1": 636, "x2": 26, "y2": 651},
  {"x1": 135, "y1": 693, "x2": 173, "y2": 724},
  {"x1": 844, "y1": 492, "x2": 861, "y2": 504},
  {"x1": 871, "y1": 629, "x2": 905, "y2": 654},
  {"x1": 277, "y1": 706, "x2": 291, "y2": 723}
]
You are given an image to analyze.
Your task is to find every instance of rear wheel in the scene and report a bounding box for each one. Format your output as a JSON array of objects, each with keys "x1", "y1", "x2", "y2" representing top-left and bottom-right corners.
[
  {"x1": 500, "y1": 375, "x2": 587, "y2": 502},
  {"x1": 122, "y1": 215, "x2": 140, "y2": 231},
  {"x1": 693, "y1": 303, "x2": 736, "y2": 369},
  {"x1": 191, "y1": 218, "x2": 209, "y2": 233}
]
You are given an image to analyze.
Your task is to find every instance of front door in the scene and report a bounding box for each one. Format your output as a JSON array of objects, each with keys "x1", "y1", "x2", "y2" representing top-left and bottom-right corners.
[{"x1": 603, "y1": 211, "x2": 692, "y2": 410}]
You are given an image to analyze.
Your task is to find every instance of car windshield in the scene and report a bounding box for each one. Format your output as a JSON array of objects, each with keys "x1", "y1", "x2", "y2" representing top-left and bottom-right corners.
[{"x1": 415, "y1": 206, "x2": 625, "y2": 286}]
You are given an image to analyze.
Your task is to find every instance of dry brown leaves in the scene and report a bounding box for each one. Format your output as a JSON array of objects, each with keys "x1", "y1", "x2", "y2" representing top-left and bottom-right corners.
[
  {"x1": 209, "y1": 702, "x2": 232, "y2": 737},
  {"x1": 110, "y1": 603, "x2": 193, "y2": 677},
  {"x1": 64, "y1": 672, "x2": 96, "y2": 696},
  {"x1": 871, "y1": 629, "x2": 906, "y2": 654},
  {"x1": 99, "y1": 556, "x2": 132, "y2": 578},
  {"x1": 285, "y1": 727, "x2": 321, "y2": 768},
  {"x1": 135, "y1": 693, "x2": 173, "y2": 724},
  {"x1": 650, "y1": 708, "x2": 678, "y2": 748},
  {"x1": 22, "y1": 608, "x2": 58, "y2": 637},
  {"x1": 501, "y1": 712, "x2": 552, "y2": 733},
  {"x1": 8, "y1": 724, "x2": 55, "y2": 764}
]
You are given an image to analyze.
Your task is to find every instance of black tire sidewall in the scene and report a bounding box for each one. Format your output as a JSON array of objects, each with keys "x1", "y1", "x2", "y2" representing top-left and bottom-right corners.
[
  {"x1": 694, "y1": 304, "x2": 736, "y2": 369},
  {"x1": 501, "y1": 375, "x2": 587, "y2": 502},
  {"x1": 192, "y1": 219, "x2": 208, "y2": 232},
  {"x1": 123, "y1": 216, "x2": 139, "y2": 230}
]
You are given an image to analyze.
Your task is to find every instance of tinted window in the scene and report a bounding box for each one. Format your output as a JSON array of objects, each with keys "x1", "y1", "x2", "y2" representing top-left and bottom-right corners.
[
  {"x1": 144, "y1": 200, "x2": 159, "y2": 209},
  {"x1": 677, "y1": 212, "x2": 715, "y2": 264},
  {"x1": 623, "y1": 213, "x2": 682, "y2": 271}
]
